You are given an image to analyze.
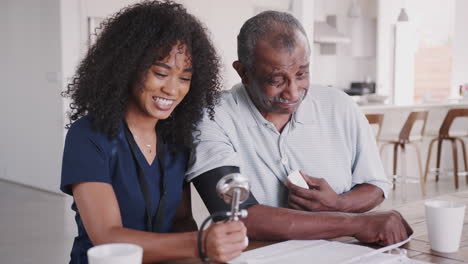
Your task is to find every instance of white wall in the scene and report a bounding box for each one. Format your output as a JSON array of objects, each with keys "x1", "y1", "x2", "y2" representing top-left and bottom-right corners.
[
  {"x1": 393, "y1": 22, "x2": 416, "y2": 105},
  {"x1": 0, "y1": 0, "x2": 64, "y2": 193},
  {"x1": 75, "y1": 0, "x2": 297, "y2": 91},
  {"x1": 60, "y1": 0, "x2": 81, "y2": 143},
  {"x1": 451, "y1": 0, "x2": 468, "y2": 96},
  {"x1": 311, "y1": 0, "x2": 377, "y2": 89},
  {"x1": 182, "y1": 0, "x2": 300, "y2": 89},
  {"x1": 377, "y1": 0, "x2": 456, "y2": 103},
  {"x1": 180, "y1": 0, "x2": 259, "y2": 89}
]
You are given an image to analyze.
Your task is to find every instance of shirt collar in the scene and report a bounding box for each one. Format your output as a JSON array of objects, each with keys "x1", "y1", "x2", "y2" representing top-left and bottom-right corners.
[
  {"x1": 235, "y1": 83, "x2": 267, "y2": 127},
  {"x1": 293, "y1": 91, "x2": 317, "y2": 125}
]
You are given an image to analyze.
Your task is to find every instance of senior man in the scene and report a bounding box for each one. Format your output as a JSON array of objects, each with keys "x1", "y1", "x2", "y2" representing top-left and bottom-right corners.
[{"x1": 187, "y1": 10, "x2": 412, "y2": 245}]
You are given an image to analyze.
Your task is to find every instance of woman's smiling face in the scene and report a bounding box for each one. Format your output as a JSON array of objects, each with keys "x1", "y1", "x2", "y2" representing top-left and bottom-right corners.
[{"x1": 131, "y1": 43, "x2": 193, "y2": 121}]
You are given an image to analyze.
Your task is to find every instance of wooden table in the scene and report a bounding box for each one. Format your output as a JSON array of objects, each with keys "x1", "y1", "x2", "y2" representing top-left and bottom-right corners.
[{"x1": 164, "y1": 191, "x2": 468, "y2": 264}]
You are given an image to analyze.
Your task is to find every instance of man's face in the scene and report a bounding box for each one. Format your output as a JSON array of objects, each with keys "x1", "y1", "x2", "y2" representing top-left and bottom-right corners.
[{"x1": 245, "y1": 32, "x2": 310, "y2": 115}]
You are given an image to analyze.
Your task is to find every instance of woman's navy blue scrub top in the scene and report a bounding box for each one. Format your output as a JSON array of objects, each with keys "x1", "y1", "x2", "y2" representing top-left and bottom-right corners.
[{"x1": 60, "y1": 115, "x2": 187, "y2": 264}]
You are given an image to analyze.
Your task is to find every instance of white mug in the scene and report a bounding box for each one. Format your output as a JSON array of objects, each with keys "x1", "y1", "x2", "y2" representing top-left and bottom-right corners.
[
  {"x1": 425, "y1": 200, "x2": 466, "y2": 253},
  {"x1": 87, "y1": 243, "x2": 143, "y2": 264}
]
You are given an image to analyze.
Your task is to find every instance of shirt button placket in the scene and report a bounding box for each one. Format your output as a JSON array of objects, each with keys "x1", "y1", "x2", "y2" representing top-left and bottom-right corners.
[
  {"x1": 281, "y1": 156, "x2": 288, "y2": 165},
  {"x1": 278, "y1": 135, "x2": 290, "y2": 173}
]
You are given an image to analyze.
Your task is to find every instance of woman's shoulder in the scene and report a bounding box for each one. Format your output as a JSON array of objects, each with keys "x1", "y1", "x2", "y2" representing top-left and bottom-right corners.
[
  {"x1": 68, "y1": 115, "x2": 95, "y2": 133},
  {"x1": 65, "y1": 115, "x2": 117, "y2": 151}
]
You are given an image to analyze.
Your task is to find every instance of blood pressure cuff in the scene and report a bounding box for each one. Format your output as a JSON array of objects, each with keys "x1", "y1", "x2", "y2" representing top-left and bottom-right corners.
[{"x1": 191, "y1": 166, "x2": 259, "y2": 219}]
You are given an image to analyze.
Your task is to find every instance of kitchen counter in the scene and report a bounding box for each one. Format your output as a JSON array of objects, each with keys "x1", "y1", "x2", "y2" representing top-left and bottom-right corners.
[
  {"x1": 359, "y1": 100, "x2": 468, "y2": 111},
  {"x1": 359, "y1": 101, "x2": 468, "y2": 134}
]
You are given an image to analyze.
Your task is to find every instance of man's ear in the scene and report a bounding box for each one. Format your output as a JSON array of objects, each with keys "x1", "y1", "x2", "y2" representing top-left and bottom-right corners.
[{"x1": 232, "y1": 60, "x2": 249, "y2": 85}]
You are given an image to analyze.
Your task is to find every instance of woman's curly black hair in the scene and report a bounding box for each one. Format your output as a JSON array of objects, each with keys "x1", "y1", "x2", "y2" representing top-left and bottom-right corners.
[{"x1": 62, "y1": 0, "x2": 222, "y2": 146}]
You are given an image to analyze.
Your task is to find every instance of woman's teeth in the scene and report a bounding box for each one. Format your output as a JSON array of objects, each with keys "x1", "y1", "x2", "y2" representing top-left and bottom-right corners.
[{"x1": 153, "y1": 96, "x2": 174, "y2": 106}]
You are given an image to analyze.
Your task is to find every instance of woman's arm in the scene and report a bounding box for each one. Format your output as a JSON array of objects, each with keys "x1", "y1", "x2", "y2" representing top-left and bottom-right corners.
[
  {"x1": 72, "y1": 182, "x2": 247, "y2": 263},
  {"x1": 170, "y1": 183, "x2": 198, "y2": 233}
]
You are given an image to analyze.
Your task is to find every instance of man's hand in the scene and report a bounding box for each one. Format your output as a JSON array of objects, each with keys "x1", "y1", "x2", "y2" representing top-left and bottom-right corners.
[
  {"x1": 286, "y1": 171, "x2": 343, "y2": 212},
  {"x1": 353, "y1": 210, "x2": 413, "y2": 246}
]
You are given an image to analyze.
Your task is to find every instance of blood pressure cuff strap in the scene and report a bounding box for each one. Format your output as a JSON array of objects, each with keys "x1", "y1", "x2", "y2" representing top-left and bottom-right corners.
[{"x1": 191, "y1": 166, "x2": 259, "y2": 220}]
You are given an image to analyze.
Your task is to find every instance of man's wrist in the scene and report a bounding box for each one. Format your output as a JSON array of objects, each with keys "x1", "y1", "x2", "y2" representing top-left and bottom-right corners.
[
  {"x1": 335, "y1": 194, "x2": 348, "y2": 212},
  {"x1": 346, "y1": 213, "x2": 367, "y2": 237}
]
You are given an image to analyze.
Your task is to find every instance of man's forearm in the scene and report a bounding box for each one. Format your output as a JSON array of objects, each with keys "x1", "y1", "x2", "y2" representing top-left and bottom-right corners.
[
  {"x1": 337, "y1": 184, "x2": 384, "y2": 213},
  {"x1": 242, "y1": 205, "x2": 361, "y2": 241}
]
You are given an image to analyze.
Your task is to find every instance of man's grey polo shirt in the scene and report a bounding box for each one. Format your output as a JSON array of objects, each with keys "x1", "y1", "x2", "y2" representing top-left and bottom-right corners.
[{"x1": 186, "y1": 83, "x2": 391, "y2": 208}]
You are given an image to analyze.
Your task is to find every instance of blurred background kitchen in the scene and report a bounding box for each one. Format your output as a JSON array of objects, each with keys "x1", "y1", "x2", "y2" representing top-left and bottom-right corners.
[{"x1": 1, "y1": 0, "x2": 467, "y2": 263}]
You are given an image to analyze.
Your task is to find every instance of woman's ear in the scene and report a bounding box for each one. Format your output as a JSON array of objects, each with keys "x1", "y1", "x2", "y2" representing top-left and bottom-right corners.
[{"x1": 232, "y1": 61, "x2": 249, "y2": 85}]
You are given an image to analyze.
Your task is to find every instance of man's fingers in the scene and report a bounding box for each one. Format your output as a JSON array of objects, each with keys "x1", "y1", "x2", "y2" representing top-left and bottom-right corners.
[
  {"x1": 288, "y1": 199, "x2": 308, "y2": 211},
  {"x1": 391, "y1": 210, "x2": 413, "y2": 237},
  {"x1": 287, "y1": 180, "x2": 320, "y2": 200},
  {"x1": 288, "y1": 201, "x2": 301, "y2": 210},
  {"x1": 300, "y1": 171, "x2": 325, "y2": 189},
  {"x1": 289, "y1": 193, "x2": 321, "y2": 211},
  {"x1": 399, "y1": 225, "x2": 408, "y2": 244},
  {"x1": 398, "y1": 213, "x2": 414, "y2": 237}
]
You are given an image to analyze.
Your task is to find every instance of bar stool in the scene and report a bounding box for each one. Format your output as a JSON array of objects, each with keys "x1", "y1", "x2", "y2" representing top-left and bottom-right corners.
[
  {"x1": 365, "y1": 113, "x2": 384, "y2": 140},
  {"x1": 379, "y1": 111, "x2": 428, "y2": 192},
  {"x1": 423, "y1": 108, "x2": 468, "y2": 189}
]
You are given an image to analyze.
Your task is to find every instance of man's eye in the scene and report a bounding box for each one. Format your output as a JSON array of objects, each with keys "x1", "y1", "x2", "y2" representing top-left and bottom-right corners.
[
  {"x1": 297, "y1": 71, "x2": 309, "y2": 78},
  {"x1": 153, "y1": 71, "x2": 168, "y2": 77},
  {"x1": 269, "y1": 79, "x2": 284, "y2": 85}
]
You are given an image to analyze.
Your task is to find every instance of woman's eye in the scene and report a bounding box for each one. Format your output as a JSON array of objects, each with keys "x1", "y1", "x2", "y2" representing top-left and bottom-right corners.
[
  {"x1": 153, "y1": 71, "x2": 168, "y2": 77},
  {"x1": 180, "y1": 77, "x2": 191, "y2": 82}
]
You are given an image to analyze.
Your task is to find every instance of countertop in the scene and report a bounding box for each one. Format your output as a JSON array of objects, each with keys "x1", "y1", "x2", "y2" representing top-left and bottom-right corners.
[{"x1": 359, "y1": 100, "x2": 468, "y2": 111}]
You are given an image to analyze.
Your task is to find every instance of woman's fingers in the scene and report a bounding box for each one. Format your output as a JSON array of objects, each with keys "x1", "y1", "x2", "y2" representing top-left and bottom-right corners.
[{"x1": 206, "y1": 221, "x2": 248, "y2": 262}]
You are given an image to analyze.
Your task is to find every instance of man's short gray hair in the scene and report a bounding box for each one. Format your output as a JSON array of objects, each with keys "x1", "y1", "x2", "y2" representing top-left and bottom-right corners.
[{"x1": 237, "y1": 10, "x2": 307, "y2": 70}]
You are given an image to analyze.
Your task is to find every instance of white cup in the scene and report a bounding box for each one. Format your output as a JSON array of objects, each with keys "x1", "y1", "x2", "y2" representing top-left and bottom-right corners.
[
  {"x1": 425, "y1": 200, "x2": 466, "y2": 253},
  {"x1": 87, "y1": 243, "x2": 143, "y2": 264}
]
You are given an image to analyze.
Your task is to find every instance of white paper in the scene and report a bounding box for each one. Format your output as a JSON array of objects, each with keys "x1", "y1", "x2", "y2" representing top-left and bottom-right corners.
[
  {"x1": 230, "y1": 239, "x2": 431, "y2": 264},
  {"x1": 287, "y1": 170, "x2": 309, "y2": 189}
]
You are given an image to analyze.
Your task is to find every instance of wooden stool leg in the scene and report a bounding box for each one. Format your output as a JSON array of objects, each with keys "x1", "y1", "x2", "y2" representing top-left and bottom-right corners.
[
  {"x1": 393, "y1": 143, "x2": 399, "y2": 190},
  {"x1": 451, "y1": 139, "x2": 459, "y2": 189},
  {"x1": 455, "y1": 138, "x2": 468, "y2": 184},
  {"x1": 413, "y1": 143, "x2": 425, "y2": 195},
  {"x1": 424, "y1": 139, "x2": 438, "y2": 187},
  {"x1": 401, "y1": 144, "x2": 408, "y2": 201},
  {"x1": 436, "y1": 140, "x2": 443, "y2": 182}
]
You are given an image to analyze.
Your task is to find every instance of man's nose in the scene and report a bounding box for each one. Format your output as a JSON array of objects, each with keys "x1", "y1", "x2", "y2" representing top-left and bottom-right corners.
[{"x1": 283, "y1": 80, "x2": 301, "y2": 101}]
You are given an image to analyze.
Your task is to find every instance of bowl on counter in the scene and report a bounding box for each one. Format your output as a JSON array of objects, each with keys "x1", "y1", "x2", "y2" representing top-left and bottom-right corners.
[{"x1": 365, "y1": 94, "x2": 388, "y2": 104}]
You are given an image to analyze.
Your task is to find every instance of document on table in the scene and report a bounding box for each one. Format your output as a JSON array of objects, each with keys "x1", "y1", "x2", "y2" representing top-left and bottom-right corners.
[{"x1": 230, "y1": 239, "x2": 431, "y2": 264}]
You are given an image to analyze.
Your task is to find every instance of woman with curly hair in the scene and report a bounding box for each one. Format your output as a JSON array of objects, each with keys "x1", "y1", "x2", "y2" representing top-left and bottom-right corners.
[{"x1": 60, "y1": 1, "x2": 247, "y2": 263}]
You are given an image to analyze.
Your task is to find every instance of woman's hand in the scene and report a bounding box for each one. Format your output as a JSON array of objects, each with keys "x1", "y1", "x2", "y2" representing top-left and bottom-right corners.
[{"x1": 204, "y1": 221, "x2": 247, "y2": 263}]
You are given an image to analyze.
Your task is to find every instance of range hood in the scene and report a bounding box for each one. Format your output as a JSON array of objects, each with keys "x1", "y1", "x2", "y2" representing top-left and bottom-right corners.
[{"x1": 314, "y1": 16, "x2": 350, "y2": 44}]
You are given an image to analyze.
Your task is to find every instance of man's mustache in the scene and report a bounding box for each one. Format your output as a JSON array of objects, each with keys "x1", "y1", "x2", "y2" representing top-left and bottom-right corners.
[{"x1": 268, "y1": 89, "x2": 307, "y2": 104}]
